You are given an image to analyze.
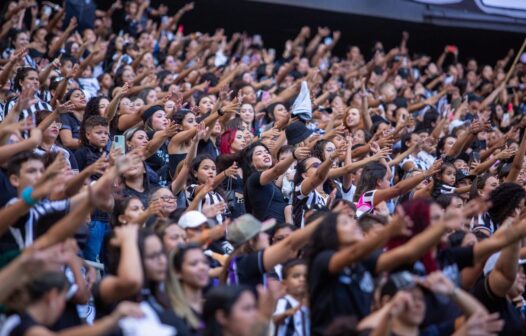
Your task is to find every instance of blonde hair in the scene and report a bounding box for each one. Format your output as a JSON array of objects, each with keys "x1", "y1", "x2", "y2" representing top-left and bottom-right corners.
[{"x1": 166, "y1": 245, "x2": 201, "y2": 329}]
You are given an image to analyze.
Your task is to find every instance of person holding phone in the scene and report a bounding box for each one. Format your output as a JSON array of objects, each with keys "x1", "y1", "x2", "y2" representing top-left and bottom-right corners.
[{"x1": 74, "y1": 115, "x2": 111, "y2": 262}]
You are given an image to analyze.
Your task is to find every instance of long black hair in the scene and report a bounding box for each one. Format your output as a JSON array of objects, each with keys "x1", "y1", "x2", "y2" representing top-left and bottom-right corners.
[
  {"x1": 202, "y1": 285, "x2": 252, "y2": 336},
  {"x1": 240, "y1": 141, "x2": 270, "y2": 214},
  {"x1": 488, "y1": 182, "x2": 526, "y2": 226},
  {"x1": 304, "y1": 212, "x2": 339, "y2": 270},
  {"x1": 13, "y1": 66, "x2": 38, "y2": 92},
  {"x1": 354, "y1": 162, "x2": 387, "y2": 202}
]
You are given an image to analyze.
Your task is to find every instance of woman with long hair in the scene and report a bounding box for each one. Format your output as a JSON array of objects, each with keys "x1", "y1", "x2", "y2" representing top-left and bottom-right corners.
[
  {"x1": 240, "y1": 142, "x2": 310, "y2": 223},
  {"x1": 58, "y1": 88, "x2": 88, "y2": 150},
  {"x1": 202, "y1": 285, "x2": 270, "y2": 336},
  {"x1": 165, "y1": 243, "x2": 210, "y2": 334},
  {"x1": 354, "y1": 160, "x2": 441, "y2": 216}
]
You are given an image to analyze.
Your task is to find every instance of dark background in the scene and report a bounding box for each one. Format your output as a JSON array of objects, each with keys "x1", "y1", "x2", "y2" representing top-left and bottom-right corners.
[{"x1": 100, "y1": 0, "x2": 525, "y2": 65}]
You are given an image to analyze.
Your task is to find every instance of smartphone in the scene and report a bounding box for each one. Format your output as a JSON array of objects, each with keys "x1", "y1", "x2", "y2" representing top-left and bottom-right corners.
[
  {"x1": 43, "y1": 5, "x2": 52, "y2": 16},
  {"x1": 470, "y1": 151, "x2": 481, "y2": 164},
  {"x1": 113, "y1": 135, "x2": 126, "y2": 155}
]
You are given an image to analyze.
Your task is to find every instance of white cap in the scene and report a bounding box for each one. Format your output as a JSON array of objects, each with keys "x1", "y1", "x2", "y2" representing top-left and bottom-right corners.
[{"x1": 178, "y1": 211, "x2": 208, "y2": 229}]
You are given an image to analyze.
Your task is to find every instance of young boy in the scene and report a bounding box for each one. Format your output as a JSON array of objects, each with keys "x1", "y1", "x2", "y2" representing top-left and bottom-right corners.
[
  {"x1": 273, "y1": 259, "x2": 310, "y2": 336},
  {"x1": 74, "y1": 115, "x2": 110, "y2": 175},
  {"x1": 2, "y1": 152, "x2": 70, "y2": 253},
  {"x1": 74, "y1": 115, "x2": 110, "y2": 261}
]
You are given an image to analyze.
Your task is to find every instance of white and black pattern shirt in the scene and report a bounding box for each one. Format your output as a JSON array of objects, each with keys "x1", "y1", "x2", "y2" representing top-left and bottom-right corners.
[
  {"x1": 273, "y1": 295, "x2": 310, "y2": 336},
  {"x1": 400, "y1": 154, "x2": 428, "y2": 171},
  {"x1": 2, "y1": 96, "x2": 53, "y2": 123},
  {"x1": 0, "y1": 198, "x2": 70, "y2": 252},
  {"x1": 185, "y1": 184, "x2": 226, "y2": 224},
  {"x1": 293, "y1": 182, "x2": 329, "y2": 228},
  {"x1": 1, "y1": 48, "x2": 37, "y2": 68}
]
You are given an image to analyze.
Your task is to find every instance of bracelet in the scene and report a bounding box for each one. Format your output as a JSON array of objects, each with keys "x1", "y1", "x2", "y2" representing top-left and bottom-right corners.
[
  {"x1": 292, "y1": 151, "x2": 298, "y2": 160},
  {"x1": 21, "y1": 187, "x2": 36, "y2": 206},
  {"x1": 223, "y1": 171, "x2": 227, "y2": 177},
  {"x1": 218, "y1": 109, "x2": 225, "y2": 117}
]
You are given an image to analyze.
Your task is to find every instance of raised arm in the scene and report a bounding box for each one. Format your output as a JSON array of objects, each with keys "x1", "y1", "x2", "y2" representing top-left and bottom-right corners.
[
  {"x1": 487, "y1": 219, "x2": 522, "y2": 297},
  {"x1": 48, "y1": 17, "x2": 78, "y2": 58},
  {"x1": 373, "y1": 160, "x2": 440, "y2": 206},
  {"x1": 419, "y1": 271, "x2": 488, "y2": 317},
  {"x1": 505, "y1": 127, "x2": 526, "y2": 183},
  {"x1": 95, "y1": 225, "x2": 143, "y2": 304},
  {"x1": 330, "y1": 147, "x2": 390, "y2": 179},
  {"x1": 262, "y1": 216, "x2": 324, "y2": 271},
  {"x1": 376, "y1": 210, "x2": 451, "y2": 273},
  {"x1": 298, "y1": 152, "x2": 337, "y2": 196},
  {"x1": 473, "y1": 219, "x2": 526, "y2": 263},
  {"x1": 259, "y1": 146, "x2": 310, "y2": 185},
  {"x1": 328, "y1": 216, "x2": 407, "y2": 273}
]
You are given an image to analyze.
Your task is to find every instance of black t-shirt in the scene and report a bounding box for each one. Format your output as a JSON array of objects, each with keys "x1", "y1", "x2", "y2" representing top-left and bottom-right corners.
[
  {"x1": 391, "y1": 246, "x2": 474, "y2": 281},
  {"x1": 438, "y1": 246, "x2": 474, "y2": 285},
  {"x1": 471, "y1": 276, "x2": 524, "y2": 336},
  {"x1": 222, "y1": 175, "x2": 246, "y2": 219},
  {"x1": 229, "y1": 250, "x2": 267, "y2": 290},
  {"x1": 2, "y1": 312, "x2": 39, "y2": 336},
  {"x1": 245, "y1": 171, "x2": 286, "y2": 223},
  {"x1": 59, "y1": 112, "x2": 82, "y2": 140},
  {"x1": 197, "y1": 139, "x2": 219, "y2": 160},
  {"x1": 0, "y1": 168, "x2": 17, "y2": 207},
  {"x1": 121, "y1": 184, "x2": 151, "y2": 208},
  {"x1": 0, "y1": 198, "x2": 70, "y2": 253},
  {"x1": 309, "y1": 249, "x2": 380, "y2": 336}
]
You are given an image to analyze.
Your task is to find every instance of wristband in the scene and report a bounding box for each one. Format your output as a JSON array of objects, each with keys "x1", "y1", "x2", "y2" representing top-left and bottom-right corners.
[
  {"x1": 218, "y1": 109, "x2": 225, "y2": 117},
  {"x1": 21, "y1": 187, "x2": 36, "y2": 206},
  {"x1": 292, "y1": 151, "x2": 298, "y2": 160}
]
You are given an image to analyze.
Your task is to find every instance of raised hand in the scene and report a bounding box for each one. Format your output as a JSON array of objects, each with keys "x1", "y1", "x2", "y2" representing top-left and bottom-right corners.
[
  {"x1": 462, "y1": 198, "x2": 491, "y2": 218},
  {"x1": 111, "y1": 224, "x2": 139, "y2": 247},
  {"x1": 66, "y1": 17, "x2": 78, "y2": 33},
  {"x1": 417, "y1": 271, "x2": 455, "y2": 296},
  {"x1": 147, "y1": 198, "x2": 164, "y2": 218},
  {"x1": 88, "y1": 153, "x2": 109, "y2": 176},
  {"x1": 193, "y1": 122, "x2": 208, "y2": 141},
  {"x1": 117, "y1": 82, "x2": 130, "y2": 98},
  {"x1": 163, "y1": 121, "x2": 182, "y2": 138},
  {"x1": 372, "y1": 146, "x2": 391, "y2": 161},
  {"x1": 293, "y1": 146, "x2": 311, "y2": 161},
  {"x1": 202, "y1": 201, "x2": 227, "y2": 218},
  {"x1": 425, "y1": 159, "x2": 443, "y2": 178},
  {"x1": 317, "y1": 26, "x2": 330, "y2": 37},
  {"x1": 224, "y1": 162, "x2": 239, "y2": 178},
  {"x1": 56, "y1": 101, "x2": 75, "y2": 114}
]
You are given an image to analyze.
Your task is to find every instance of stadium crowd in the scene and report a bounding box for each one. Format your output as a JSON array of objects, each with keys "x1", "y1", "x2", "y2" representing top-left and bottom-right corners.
[{"x1": 0, "y1": 0, "x2": 526, "y2": 335}]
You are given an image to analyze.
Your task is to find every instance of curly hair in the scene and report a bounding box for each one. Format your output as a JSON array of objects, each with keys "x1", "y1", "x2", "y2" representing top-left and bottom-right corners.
[{"x1": 488, "y1": 182, "x2": 526, "y2": 226}]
